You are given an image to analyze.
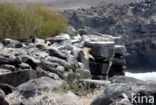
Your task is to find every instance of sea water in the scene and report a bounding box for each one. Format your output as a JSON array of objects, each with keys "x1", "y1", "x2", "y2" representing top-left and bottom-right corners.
[{"x1": 125, "y1": 72, "x2": 156, "y2": 81}]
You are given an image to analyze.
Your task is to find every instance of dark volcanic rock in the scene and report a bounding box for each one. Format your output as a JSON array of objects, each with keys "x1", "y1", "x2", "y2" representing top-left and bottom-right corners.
[
  {"x1": 108, "y1": 67, "x2": 125, "y2": 77},
  {"x1": 84, "y1": 41, "x2": 115, "y2": 59},
  {"x1": 89, "y1": 61, "x2": 110, "y2": 75},
  {"x1": 0, "y1": 70, "x2": 46, "y2": 87},
  {"x1": 48, "y1": 57, "x2": 71, "y2": 69},
  {"x1": 39, "y1": 60, "x2": 61, "y2": 75},
  {"x1": 0, "y1": 64, "x2": 16, "y2": 71},
  {"x1": 17, "y1": 77, "x2": 67, "y2": 98},
  {"x1": 47, "y1": 47, "x2": 67, "y2": 60},
  {"x1": 91, "y1": 76, "x2": 156, "y2": 105},
  {"x1": 112, "y1": 58, "x2": 126, "y2": 66},
  {"x1": 21, "y1": 55, "x2": 40, "y2": 69},
  {"x1": 0, "y1": 89, "x2": 9, "y2": 105},
  {"x1": 0, "y1": 83, "x2": 15, "y2": 95},
  {"x1": 0, "y1": 57, "x2": 22, "y2": 67}
]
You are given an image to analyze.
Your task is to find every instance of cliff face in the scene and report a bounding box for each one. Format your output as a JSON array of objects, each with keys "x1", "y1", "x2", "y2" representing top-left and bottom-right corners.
[{"x1": 63, "y1": 0, "x2": 156, "y2": 72}]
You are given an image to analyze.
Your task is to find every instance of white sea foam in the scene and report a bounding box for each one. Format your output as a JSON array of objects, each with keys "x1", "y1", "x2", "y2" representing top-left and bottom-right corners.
[{"x1": 125, "y1": 72, "x2": 156, "y2": 81}]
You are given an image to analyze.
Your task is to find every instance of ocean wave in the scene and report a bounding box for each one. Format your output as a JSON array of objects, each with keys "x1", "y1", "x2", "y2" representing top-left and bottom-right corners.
[{"x1": 125, "y1": 72, "x2": 156, "y2": 81}]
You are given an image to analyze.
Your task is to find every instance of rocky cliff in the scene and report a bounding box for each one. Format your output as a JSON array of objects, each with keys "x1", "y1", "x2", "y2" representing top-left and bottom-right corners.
[{"x1": 63, "y1": 0, "x2": 156, "y2": 72}]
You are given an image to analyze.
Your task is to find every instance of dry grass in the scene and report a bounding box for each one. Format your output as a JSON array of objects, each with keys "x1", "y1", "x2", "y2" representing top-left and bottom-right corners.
[
  {"x1": 78, "y1": 87, "x2": 105, "y2": 105},
  {"x1": 0, "y1": 2, "x2": 67, "y2": 41},
  {"x1": 6, "y1": 87, "x2": 105, "y2": 105}
]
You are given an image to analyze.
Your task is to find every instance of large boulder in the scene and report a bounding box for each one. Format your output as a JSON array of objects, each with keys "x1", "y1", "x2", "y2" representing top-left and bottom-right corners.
[
  {"x1": 84, "y1": 41, "x2": 115, "y2": 59},
  {"x1": 0, "y1": 70, "x2": 46, "y2": 87},
  {"x1": 17, "y1": 77, "x2": 68, "y2": 98},
  {"x1": 91, "y1": 76, "x2": 156, "y2": 105},
  {"x1": 0, "y1": 57, "x2": 22, "y2": 67}
]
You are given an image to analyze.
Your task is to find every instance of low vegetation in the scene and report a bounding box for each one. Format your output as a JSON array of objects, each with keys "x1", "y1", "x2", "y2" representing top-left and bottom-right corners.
[{"x1": 0, "y1": 2, "x2": 68, "y2": 41}]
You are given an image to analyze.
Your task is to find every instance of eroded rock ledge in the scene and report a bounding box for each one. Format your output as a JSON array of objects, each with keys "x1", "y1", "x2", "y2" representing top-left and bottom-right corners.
[{"x1": 0, "y1": 27, "x2": 127, "y2": 104}]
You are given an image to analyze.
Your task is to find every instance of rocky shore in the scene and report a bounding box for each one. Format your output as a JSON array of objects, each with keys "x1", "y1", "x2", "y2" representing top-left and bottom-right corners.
[
  {"x1": 0, "y1": 0, "x2": 155, "y2": 105},
  {"x1": 0, "y1": 12, "x2": 155, "y2": 105},
  {"x1": 63, "y1": 0, "x2": 156, "y2": 71},
  {"x1": 0, "y1": 27, "x2": 127, "y2": 104}
]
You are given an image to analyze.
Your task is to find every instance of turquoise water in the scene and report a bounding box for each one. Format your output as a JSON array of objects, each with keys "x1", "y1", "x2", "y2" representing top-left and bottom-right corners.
[{"x1": 125, "y1": 72, "x2": 156, "y2": 81}]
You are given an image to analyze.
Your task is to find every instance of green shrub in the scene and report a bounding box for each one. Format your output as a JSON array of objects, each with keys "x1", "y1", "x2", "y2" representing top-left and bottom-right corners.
[{"x1": 0, "y1": 2, "x2": 68, "y2": 41}]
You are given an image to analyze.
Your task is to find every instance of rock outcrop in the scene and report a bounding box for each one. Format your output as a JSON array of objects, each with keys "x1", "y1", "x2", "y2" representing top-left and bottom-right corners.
[
  {"x1": 63, "y1": 0, "x2": 156, "y2": 72},
  {"x1": 0, "y1": 27, "x2": 127, "y2": 104},
  {"x1": 0, "y1": 32, "x2": 126, "y2": 82},
  {"x1": 81, "y1": 35, "x2": 127, "y2": 79}
]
